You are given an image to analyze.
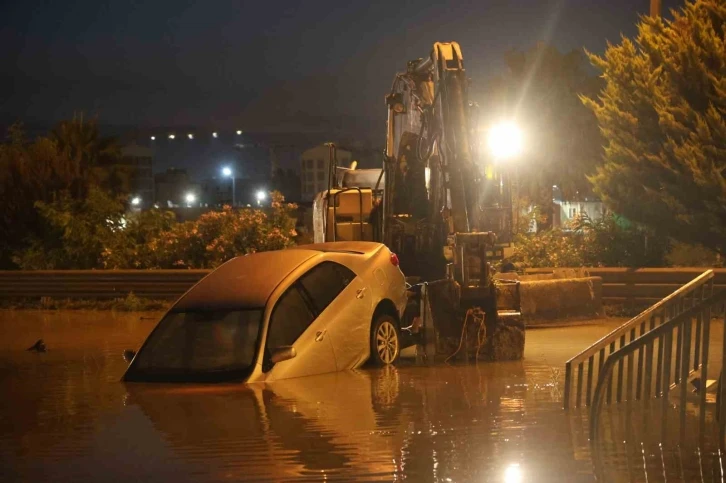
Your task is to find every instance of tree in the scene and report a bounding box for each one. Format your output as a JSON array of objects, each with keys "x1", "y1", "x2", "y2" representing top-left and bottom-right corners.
[
  {"x1": 479, "y1": 44, "x2": 603, "y2": 230},
  {"x1": 583, "y1": 0, "x2": 726, "y2": 254},
  {"x1": 0, "y1": 116, "x2": 125, "y2": 268}
]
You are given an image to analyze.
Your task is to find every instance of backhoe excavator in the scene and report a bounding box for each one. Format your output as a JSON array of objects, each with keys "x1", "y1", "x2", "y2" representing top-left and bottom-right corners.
[{"x1": 313, "y1": 42, "x2": 524, "y2": 362}]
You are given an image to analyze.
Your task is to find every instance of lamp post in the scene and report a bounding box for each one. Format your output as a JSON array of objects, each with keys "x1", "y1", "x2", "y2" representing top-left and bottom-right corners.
[{"x1": 222, "y1": 166, "x2": 235, "y2": 207}]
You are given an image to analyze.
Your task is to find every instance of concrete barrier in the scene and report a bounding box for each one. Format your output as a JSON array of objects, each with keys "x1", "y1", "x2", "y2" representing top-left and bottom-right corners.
[
  {"x1": 517, "y1": 276, "x2": 603, "y2": 322},
  {"x1": 524, "y1": 267, "x2": 724, "y2": 305}
]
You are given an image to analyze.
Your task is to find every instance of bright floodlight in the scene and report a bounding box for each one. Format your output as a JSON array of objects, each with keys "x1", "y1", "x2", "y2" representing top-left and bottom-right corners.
[
  {"x1": 487, "y1": 122, "x2": 523, "y2": 160},
  {"x1": 212, "y1": 132, "x2": 218, "y2": 138},
  {"x1": 236, "y1": 130, "x2": 242, "y2": 135},
  {"x1": 168, "y1": 133, "x2": 175, "y2": 140},
  {"x1": 150, "y1": 135, "x2": 156, "y2": 141},
  {"x1": 222, "y1": 167, "x2": 233, "y2": 177},
  {"x1": 187, "y1": 133, "x2": 194, "y2": 140},
  {"x1": 131, "y1": 196, "x2": 141, "y2": 206},
  {"x1": 185, "y1": 192, "x2": 196, "y2": 204},
  {"x1": 504, "y1": 464, "x2": 523, "y2": 483},
  {"x1": 256, "y1": 190, "x2": 266, "y2": 202}
]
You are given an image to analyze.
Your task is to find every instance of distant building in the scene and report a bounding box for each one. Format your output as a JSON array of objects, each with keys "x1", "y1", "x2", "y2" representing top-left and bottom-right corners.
[
  {"x1": 300, "y1": 145, "x2": 352, "y2": 201},
  {"x1": 154, "y1": 168, "x2": 200, "y2": 207},
  {"x1": 120, "y1": 143, "x2": 154, "y2": 209},
  {"x1": 554, "y1": 200, "x2": 606, "y2": 228}
]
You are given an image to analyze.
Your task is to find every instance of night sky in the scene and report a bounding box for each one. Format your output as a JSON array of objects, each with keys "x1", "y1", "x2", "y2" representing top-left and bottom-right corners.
[{"x1": 1, "y1": 0, "x2": 684, "y2": 177}]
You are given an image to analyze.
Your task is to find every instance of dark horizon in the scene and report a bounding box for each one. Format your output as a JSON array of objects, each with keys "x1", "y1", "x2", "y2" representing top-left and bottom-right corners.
[{"x1": 2, "y1": 1, "x2": 684, "y2": 128}]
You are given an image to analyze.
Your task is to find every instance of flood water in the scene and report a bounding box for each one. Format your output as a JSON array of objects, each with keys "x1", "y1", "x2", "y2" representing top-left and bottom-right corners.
[{"x1": 0, "y1": 311, "x2": 723, "y2": 482}]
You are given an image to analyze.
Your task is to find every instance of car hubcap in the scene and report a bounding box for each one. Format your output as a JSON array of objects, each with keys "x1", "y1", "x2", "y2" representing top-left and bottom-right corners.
[{"x1": 376, "y1": 321, "x2": 399, "y2": 364}]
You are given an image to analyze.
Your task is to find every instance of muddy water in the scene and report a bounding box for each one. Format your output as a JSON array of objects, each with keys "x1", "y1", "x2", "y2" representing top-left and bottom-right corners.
[{"x1": 0, "y1": 311, "x2": 720, "y2": 482}]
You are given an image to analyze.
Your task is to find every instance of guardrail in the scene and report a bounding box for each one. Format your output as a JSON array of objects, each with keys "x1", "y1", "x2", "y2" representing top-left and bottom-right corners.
[
  {"x1": 0, "y1": 270, "x2": 209, "y2": 300},
  {"x1": 563, "y1": 270, "x2": 715, "y2": 410},
  {"x1": 589, "y1": 290, "x2": 726, "y2": 443},
  {"x1": 525, "y1": 267, "x2": 726, "y2": 304}
]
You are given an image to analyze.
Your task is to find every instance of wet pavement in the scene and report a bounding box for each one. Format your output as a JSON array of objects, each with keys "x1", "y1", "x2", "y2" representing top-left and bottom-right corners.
[{"x1": 0, "y1": 310, "x2": 723, "y2": 482}]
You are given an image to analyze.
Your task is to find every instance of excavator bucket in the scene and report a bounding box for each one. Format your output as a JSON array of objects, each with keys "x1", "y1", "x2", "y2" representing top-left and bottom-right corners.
[{"x1": 412, "y1": 278, "x2": 525, "y2": 363}]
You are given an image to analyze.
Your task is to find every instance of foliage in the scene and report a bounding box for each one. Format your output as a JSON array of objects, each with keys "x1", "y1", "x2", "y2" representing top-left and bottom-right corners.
[
  {"x1": 511, "y1": 213, "x2": 668, "y2": 268},
  {"x1": 583, "y1": 0, "x2": 726, "y2": 254},
  {"x1": 13, "y1": 186, "x2": 126, "y2": 269},
  {"x1": 574, "y1": 214, "x2": 669, "y2": 267},
  {"x1": 15, "y1": 187, "x2": 298, "y2": 270},
  {"x1": 0, "y1": 117, "x2": 124, "y2": 268},
  {"x1": 510, "y1": 228, "x2": 584, "y2": 268},
  {"x1": 666, "y1": 241, "x2": 722, "y2": 267}
]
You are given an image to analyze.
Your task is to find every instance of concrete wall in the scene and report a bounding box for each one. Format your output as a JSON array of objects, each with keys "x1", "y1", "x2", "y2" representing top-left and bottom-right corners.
[{"x1": 518, "y1": 276, "x2": 602, "y2": 322}]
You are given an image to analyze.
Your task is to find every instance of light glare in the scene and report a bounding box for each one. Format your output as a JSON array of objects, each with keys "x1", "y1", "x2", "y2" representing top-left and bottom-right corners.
[
  {"x1": 504, "y1": 463, "x2": 523, "y2": 483},
  {"x1": 222, "y1": 167, "x2": 233, "y2": 177},
  {"x1": 487, "y1": 122, "x2": 523, "y2": 160},
  {"x1": 185, "y1": 193, "x2": 196, "y2": 204},
  {"x1": 256, "y1": 190, "x2": 266, "y2": 201}
]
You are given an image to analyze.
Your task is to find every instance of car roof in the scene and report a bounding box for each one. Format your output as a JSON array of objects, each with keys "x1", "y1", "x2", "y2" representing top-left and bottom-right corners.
[
  {"x1": 293, "y1": 241, "x2": 384, "y2": 257},
  {"x1": 174, "y1": 249, "x2": 320, "y2": 310}
]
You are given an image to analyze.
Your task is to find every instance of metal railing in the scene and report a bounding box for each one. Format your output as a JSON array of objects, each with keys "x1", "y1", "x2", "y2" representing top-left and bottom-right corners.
[
  {"x1": 563, "y1": 270, "x2": 715, "y2": 409},
  {"x1": 589, "y1": 291, "x2": 726, "y2": 443}
]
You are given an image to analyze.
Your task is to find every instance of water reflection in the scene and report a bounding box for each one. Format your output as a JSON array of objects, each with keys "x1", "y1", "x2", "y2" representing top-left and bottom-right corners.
[{"x1": 4, "y1": 311, "x2": 699, "y2": 482}]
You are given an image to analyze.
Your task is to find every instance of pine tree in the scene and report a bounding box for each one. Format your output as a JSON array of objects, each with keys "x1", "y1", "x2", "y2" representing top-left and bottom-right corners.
[{"x1": 583, "y1": 0, "x2": 726, "y2": 254}]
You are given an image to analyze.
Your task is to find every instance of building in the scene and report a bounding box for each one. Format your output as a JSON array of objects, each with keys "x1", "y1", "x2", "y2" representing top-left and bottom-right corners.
[
  {"x1": 300, "y1": 145, "x2": 352, "y2": 201},
  {"x1": 554, "y1": 200, "x2": 606, "y2": 228},
  {"x1": 154, "y1": 168, "x2": 200, "y2": 207},
  {"x1": 120, "y1": 143, "x2": 154, "y2": 209}
]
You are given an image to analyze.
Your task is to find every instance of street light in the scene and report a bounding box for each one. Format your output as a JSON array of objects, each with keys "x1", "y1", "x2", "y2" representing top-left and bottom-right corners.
[
  {"x1": 487, "y1": 122, "x2": 523, "y2": 160},
  {"x1": 212, "y1": 132, "x2": 218, "y2": 138},
  {"x1": 187, "y1": 133, "x2": 194, "y2": 140},
  {"x1": 185, "y1": 192, "x2": 196, "y2": 206},
  {"x1": 222, "y1": 166, "x2": 235, "y2": 207},
  {"x1": 150, "y1": 135, "x2": 155, "y2": 141},
  {"x1": 168, "y1": 133, "x2": 175, "y2": 140},
  {"x1": 131, "y1": 196, "x2": 141, "y2": 206},
  {"x1": 236, "y1": 130, "x2": 242, "y2": 135},
  {"x1": 256, "y1": 190, "x2": 266, "y2": 206}
]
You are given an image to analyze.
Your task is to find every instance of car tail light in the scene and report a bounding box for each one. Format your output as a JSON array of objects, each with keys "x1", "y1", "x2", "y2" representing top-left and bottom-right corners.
[{"x1": 390, "y1": 252, "x2": 399, "y2": 267}]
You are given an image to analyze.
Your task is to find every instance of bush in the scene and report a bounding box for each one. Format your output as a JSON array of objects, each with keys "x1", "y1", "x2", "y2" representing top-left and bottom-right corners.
[
  {"x1": 510, "y1": 213, "x2": 669, "y2": 268},
  {"x1": 14, "y1": 189, "x2": 299, "y2": 270}
]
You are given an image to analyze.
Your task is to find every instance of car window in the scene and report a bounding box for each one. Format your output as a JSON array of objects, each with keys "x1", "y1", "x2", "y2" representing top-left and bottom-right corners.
[
  {"x1": 130, "y1": 309, "x2": 262, "y2": 378},
  {"x1": 298, "y1": 261, "x2": 356, "y2": 315},
  {"x1": 267, "y1": 286, "x2": 315, "y2": 350}
]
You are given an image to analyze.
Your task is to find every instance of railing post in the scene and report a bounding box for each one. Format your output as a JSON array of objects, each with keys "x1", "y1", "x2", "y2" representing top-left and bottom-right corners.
[
  {"x1": 576, "y1": 362, "x2": 584, "y2": 408},
  {"x1": 679, "y1": 317, "x2": 692, "y2": 442},
  {"x1": 564, "y1": 361, "x2": 572, "y2": 410},
  {"x1": 699, "y1": 305, "x2": 710, "y2": 440},
  {"x1": 586, "y1": 355, "x2": 594, "y2": 407}
]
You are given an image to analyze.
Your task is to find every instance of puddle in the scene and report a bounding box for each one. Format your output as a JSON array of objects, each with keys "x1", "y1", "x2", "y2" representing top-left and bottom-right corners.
[{"x1": 0, "y1": 311, "x2": 722, "y2": 482}]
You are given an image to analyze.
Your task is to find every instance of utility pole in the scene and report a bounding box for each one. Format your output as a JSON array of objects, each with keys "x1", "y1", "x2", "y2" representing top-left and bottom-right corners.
[{"x1": 650, "y1": 0, "x2": 661, "y2": 18}]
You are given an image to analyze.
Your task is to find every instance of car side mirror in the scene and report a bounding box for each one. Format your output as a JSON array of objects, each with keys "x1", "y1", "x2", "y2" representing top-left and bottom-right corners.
[
  {"x1": 123, "y1": 349, "x2": 137, "y2": 363},
  {"x1": 270, "y1": 346, "x2": 297, "y2": 364}
]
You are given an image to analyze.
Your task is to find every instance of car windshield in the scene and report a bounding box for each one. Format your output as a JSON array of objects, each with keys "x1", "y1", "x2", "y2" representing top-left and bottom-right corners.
[{"x1": 126, "y1": 309, "x2": 263, "y2": 382}]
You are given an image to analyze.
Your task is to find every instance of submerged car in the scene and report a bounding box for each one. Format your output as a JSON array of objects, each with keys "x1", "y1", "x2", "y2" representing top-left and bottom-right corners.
[{"x1": 123, "y1": 241, "x2": 410, "y2": 383}]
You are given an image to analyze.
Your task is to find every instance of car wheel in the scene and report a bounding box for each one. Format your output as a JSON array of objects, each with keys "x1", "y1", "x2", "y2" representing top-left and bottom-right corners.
[{"x1": 370, "y1": 314, "x2": 400, "y2": 365}]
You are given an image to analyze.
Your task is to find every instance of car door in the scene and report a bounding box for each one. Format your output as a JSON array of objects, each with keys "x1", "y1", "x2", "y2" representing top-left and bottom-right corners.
[
  {"x1": 298, "y1": 261, "x2": 372, "y2": 370},
  {"x1": 264, "y1": 283, "x2": 337, "y2": 381}
]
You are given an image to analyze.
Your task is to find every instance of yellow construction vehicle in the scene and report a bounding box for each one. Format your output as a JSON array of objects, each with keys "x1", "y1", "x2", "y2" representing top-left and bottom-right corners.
[{"x1": 313, "y1": 42, "x2": 524, "y2": 362}]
